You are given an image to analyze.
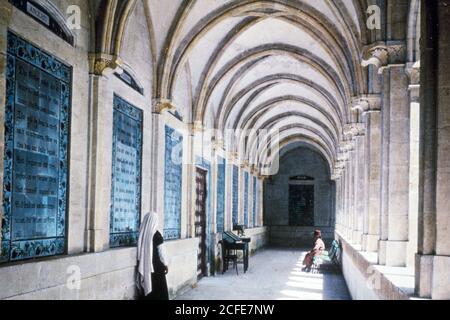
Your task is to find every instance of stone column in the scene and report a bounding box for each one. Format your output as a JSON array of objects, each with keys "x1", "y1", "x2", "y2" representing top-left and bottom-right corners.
[
  {"x1": 379, "y1": 64, "x2": 411, "y2": 267},
  {"x1": 186, "y1": 129, "x2": 196, "y2": 238},
  {"x1": 407, "y1": 62, "x2": 420, "y2": 268},
  {"x1": 344, "y1": 160, "x2": 352, "y2": 239},
  {"x1": 416, "y1": 0, "x2": 450, "y2": 300},
  {"x1": 332, "y1": 174, "x2": 342, "y2": 234},
  {"x1": 150, "y1": 110, "x2": 166, "y2": 229},
  {"x1": 340, "y1": 135, "x2": 356, "y2": 242},
  {"x1": 352, "y1": 123, "x2": 366, "y2": 246},
  {"x1": 358, "y1": 96, "x2": 382, "y2": 253},
  {"x1": 85, "y1": 73, "x2": 117, "y2": 253},
  {"x1": 362, "y1": 43, "x2": 411, "y2": 265}
]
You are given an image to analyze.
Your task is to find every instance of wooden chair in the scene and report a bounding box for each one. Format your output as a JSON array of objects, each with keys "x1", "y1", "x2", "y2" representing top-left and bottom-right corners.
[{"x1": 219, "y1": 240, "x2": 239, "y2": 275}]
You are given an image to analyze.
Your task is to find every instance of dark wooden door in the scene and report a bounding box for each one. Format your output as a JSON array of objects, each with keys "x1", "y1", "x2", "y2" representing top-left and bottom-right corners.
[
  {"x1": 195, "y1": 168, "x2": 207, "y2": 279},
  {"x1": 289, "y1": 185, "x2": 315, "y2": 226}
]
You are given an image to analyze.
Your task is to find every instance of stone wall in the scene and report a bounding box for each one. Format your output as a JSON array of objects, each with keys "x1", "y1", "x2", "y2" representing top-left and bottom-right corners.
[
  {"x1": 0, "y1": 1, "x2": 198, "y2": 300},
  {"x1": 245, "y1": 227, "x2": 268, "y2": 255},
  {"x1": 0, "y1": 248, "x2": 138, "y2": 300},
  {"x1": 264, "y1": 146, "x2": 334, "y2": 247},
  {"x1": 165, "y1": 238, "x2": 199, "y2": 299},
  {"x1": 0, "y1": 238, "x2": 200, "y2": 300},
  {"x1": 336, "y1": 233, "x2": 413, "y2": 300},
  {"x1": 269, "y1": 226, "x2": 335, "y2": 248}
]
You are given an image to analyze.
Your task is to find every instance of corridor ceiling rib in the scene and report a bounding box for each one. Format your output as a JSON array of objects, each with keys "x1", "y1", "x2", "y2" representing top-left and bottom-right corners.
[{"x1": 153, "y1": 0, "x2": 370, "y2": 174}]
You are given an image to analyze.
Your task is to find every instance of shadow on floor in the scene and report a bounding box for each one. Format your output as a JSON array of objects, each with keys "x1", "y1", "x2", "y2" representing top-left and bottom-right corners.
[{"x1": 176, "y1": 248, "x2": 351, "y2": 301}]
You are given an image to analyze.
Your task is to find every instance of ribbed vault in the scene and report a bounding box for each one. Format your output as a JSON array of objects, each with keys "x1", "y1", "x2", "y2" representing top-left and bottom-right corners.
[{"x1": 151, "y1": 0, "x2": 373, "y2": 175}]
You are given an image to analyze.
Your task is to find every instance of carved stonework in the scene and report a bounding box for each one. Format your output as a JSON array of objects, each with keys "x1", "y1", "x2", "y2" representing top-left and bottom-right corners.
[
  {"x1": 191, "y1": 121, "x2": 204, "y2": 134},
  {"x1": 89, "y1": 54, "x2": 124, "y2": 76},
  {"x1": 228, "y1": 151, "x2": 239, "y2": 161},
  {"x1": 154, "y1": 99, "x2": 176, "y2": 114},
  {"x1": 352, "y1": 95, "x2": 381, "y2": 115},
  {"x1": 331, "y1": 160, "x2": 347, "y2": 180},
  {"x1": 362, "y1": 42, "x2": 406, "y2": 74},
  {"x1": 241, "y1": 160, "x2": 250, "y2": 169},
  {"x1": 361, "y1": 46, "x2": 389, "y2": 70},
  {"x1": 212, "y1": 138, "x2": 224, "y2": 151},
  {"x1": 406, "y1": 61, "x2": 421, "y2": 85}
]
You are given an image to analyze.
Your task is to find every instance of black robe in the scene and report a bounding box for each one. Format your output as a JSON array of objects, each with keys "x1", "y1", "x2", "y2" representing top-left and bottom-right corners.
[{"x1": 143, "y1": 231, "x2": 169, "y2": 300}]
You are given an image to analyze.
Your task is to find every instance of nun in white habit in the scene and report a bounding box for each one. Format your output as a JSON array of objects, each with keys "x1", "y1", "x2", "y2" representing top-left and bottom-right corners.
[{"x1": 137, "y1": 212, "x2": 169, "y2": 300}]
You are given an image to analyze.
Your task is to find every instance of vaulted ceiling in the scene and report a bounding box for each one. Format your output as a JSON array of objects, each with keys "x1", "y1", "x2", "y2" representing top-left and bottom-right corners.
[{"x1": 94, "y1": 0, "x2": 417, "y2": 176}]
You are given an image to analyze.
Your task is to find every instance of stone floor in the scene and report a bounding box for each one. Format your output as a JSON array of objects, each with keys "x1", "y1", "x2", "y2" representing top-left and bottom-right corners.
[{"x1": 176, "y1": 248, "x2": 351, "y2": 300}]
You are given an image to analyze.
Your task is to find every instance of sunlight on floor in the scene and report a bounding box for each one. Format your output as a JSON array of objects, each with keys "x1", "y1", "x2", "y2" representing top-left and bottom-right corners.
[
  {"x1": 176, "y1": 249, "x2": 351, "y2": 301},
  {"x1": 277, "y1": 255, "x2": 326, "y2": 300}
]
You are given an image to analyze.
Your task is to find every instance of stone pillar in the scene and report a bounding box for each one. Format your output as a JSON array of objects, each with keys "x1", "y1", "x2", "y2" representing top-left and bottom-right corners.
[
  {"x1": 187, "y1": 130, "x2": 196, "y2": 238},
  {"x1": 379, "y1": 64, "x2": 411, "y2": 267},
  {"x1": 333, "y1": 175, "x2": 342, "y2": 233},
  {"x1": 359, "y1": 97, "x2": 382, "y2": 253},
  {"x1": 416, "y1": 0, "x2": 450, "y2": 300},
  {"x1": 362, "y1": 43, "x2": 411, "y2": 266},
  {"x1": 150, "y1": 111, "x2": 166, "y2": 228},
  {"x1": 344, "y1": 161, "x2": 352, "y2": 239},
  {"x1": 407, "y1": 62, "x2": 420, "y2": 268},
  {"x1": 353, "y1": 125, "x2": 366, "y2": 246},
  {"x1": 85, "y1": 74, "x2": 116, "y2": 253}
]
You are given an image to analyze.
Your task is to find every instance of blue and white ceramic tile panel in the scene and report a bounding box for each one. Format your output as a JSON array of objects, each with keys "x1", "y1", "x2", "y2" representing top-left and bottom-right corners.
[
  {"x1": 110, "y1": 95, "x2": 143, "y2": 248},
  {"x1": 232, "y1": 165, "x2": 239, "y2": 226},
  {"x1": 244, "y1": 171, "x2": 249, "y2": 228},
  {"x1": 1, "y1": 32, "x2": 71, "y2": 263},
  {"x1": 216, "y1": 156, "x2": 226, "y2": 233},
  {"x1": 164, "y1": 126, "x2": 183, "y2": 240}
]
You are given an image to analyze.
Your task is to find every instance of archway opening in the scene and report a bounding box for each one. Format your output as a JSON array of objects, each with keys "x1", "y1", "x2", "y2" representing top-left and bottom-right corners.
[{"x1": 264, "y1": 144, "x2": 335, "y2": 247}]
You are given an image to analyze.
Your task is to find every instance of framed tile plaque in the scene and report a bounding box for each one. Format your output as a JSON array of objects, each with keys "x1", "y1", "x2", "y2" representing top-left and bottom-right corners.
[
  {"x1": 232, "y1": 165, "x2": 239, "y2": 226},
  {"x1": 1, "y1": 32, "x2": 71, "y2": 263},
  {"x1": 216, "y1": 157, "x2": 225, "y2": 233},
  {"x1": 164, "y1": 126, "x2": 183, "y2": 240},
  {"x1": 110, "y1": 95, "x2": 143, "y2": 248}
]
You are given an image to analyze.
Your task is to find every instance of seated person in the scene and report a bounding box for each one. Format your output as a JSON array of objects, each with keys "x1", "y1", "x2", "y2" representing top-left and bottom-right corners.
[{"x1": 302, "y1": 230, "x2": 325, "y2": 271}]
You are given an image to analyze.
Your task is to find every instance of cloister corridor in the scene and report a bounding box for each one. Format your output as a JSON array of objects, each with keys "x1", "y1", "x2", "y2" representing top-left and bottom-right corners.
[
  {"x1": 0, "y1": 0, "x2": 449, "y2": 302},
  {"x1": 176, "y1": 249, "x2": 351, "y2": 300}
]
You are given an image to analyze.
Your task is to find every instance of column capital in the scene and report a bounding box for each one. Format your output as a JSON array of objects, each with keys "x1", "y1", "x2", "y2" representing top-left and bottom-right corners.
[
  {"x1": 212, "y1": 138, "x2": 224, "y2": 151},
  {"x1": 352, "y1": 94, "x2": 381, "y2": 114},
  {"x1": 240, "y1": 160, "x2": 250, "y2": 169},
  {"x1": 343, "y1": 123, "x2": 365, "y2": 140},
  {"x1": 190, "y1": 121, "x2": 205, "y2": 134},
  {"x1": 153, "y1": 98, "x2": 177, "y2": 114},
  {"x1": 228, "y1": 151, "x2": 239, "y2": 161},
  {"x1": 405, "y1": 61, "x2": 421, "y2": 85},
  {"x1": 0, "y1": 1, "x2": 13, "y2": 27},
  {"x1": 361, "y1": 42, "x2": 406, "y2": 74},
  {"x1": 89, "y1": 53, "x2": 124, "y2": 76}
]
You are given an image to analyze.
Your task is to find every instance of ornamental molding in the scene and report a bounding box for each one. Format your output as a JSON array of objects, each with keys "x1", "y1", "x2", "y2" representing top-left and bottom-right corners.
[
  {"x1": 89, "y1": 53, "x2": 124, "y2": 76},
  {"x1": 154, "y1": 99, "x2": 176, "y2": 114},
  {"x1": 351, "y1": 95, "x2": 381, "y2": 114},
  {"x1": 406, "y1": 60, "x2": 421, "y2": 85},
  {"x1": 361, "y1": 42, "x2": 406, "y2": 74}
]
